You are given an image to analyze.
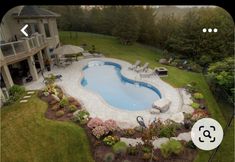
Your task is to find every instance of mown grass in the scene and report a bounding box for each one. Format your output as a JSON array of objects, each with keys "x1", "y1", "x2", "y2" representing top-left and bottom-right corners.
[
  {"x1": 1, "y1": 94, "x2": 94, "y2": 162},
  {"x1": 60, "y1": 31, "x2": 233, "y2": 162}
]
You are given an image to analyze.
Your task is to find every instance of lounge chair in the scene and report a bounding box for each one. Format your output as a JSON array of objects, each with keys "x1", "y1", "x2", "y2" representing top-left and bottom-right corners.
[
  {"x1": 135, "y1": 62, "x2": 149, "y2": 72},
  {"x1": 128, "y1": 60, "x2": 141, "y2": 70}
]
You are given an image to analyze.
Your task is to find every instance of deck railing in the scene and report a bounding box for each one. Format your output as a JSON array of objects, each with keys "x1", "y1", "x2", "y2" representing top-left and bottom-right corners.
[{"x1": 0, "y1": 33, "x2": 46, "y2": 58}]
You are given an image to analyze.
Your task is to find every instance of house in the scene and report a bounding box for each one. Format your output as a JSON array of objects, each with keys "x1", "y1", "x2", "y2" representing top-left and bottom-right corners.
[{"x1": 0, "y1": 5, "x2": 60, "y2": 105}]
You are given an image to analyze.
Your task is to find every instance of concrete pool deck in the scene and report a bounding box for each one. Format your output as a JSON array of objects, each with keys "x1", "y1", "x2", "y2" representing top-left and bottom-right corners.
[{"x1": 25, "y1": 57, "x2": 190, "y2": 128}]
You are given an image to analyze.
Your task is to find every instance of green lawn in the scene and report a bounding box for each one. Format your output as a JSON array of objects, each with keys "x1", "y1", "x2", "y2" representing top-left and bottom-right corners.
[
  {"x1": 60, "y1": 31, "x2": 233, "y2": 162},
  {"x1": 1, "y1": 94, "x2": 94, "y2": 162}
]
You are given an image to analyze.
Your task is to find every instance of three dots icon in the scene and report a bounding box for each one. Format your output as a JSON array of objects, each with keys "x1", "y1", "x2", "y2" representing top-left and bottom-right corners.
[{"x1": 202, "y1": 28, "x2": 218, "y2": 33}]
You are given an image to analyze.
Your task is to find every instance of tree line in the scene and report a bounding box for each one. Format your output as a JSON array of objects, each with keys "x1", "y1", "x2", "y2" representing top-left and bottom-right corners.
[{"x1": 46, "y1": 6, "x2": 234, "y2": 100}]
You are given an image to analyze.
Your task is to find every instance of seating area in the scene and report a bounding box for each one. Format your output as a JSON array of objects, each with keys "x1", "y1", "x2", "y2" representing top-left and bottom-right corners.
[{"x1": 128, "y1": 60, "x2": 168, "y2": 78}]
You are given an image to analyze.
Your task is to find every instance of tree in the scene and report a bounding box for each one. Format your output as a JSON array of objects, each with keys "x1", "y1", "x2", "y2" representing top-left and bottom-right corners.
[
  {"x1": 208, "y1": 57, "x2": 234, "y2": 96},
  {"x1": 112, "y1": 6, "x2": 140, "y2": 45}
]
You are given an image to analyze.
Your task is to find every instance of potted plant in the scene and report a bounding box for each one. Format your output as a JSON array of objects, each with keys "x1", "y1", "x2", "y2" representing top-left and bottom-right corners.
[{"x1": 45, "y1": 59, "x2": 51, "y2": 71}]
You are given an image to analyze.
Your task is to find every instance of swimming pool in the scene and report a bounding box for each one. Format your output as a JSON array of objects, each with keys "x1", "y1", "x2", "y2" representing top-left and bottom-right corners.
[{"x1": 81, "y1": 61, "x2": 161, "y2": 111}]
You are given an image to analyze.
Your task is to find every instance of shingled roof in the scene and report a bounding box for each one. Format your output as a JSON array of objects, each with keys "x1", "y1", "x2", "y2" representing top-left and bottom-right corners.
[{"x1": 14, "y1": 6, "x2": 60, "y2": 18}]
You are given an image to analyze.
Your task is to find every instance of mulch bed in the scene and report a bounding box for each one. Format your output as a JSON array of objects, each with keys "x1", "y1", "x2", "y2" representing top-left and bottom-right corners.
[{"x1": 38, "y1": 89, "x2": 198, "y2": 162}]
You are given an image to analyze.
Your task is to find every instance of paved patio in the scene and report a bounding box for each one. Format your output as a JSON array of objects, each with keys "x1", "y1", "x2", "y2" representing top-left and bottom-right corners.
[{"x1": 25, "y1": 58, "x2": 189, "y2": 128}]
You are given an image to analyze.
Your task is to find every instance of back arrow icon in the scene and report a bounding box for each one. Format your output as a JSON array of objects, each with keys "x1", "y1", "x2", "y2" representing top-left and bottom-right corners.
[{"x1": 21, "y1": 24, "x2": 29, "y2": 37}]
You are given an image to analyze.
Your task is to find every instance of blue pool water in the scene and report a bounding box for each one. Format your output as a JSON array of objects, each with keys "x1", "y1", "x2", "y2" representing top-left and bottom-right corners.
[{"x1": 81, "y1": 61, "x2": 161, "y2": 111}]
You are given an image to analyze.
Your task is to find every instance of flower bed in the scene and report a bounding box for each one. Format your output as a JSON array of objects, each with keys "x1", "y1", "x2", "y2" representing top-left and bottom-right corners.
[
  {"x1": 39, "y1": 84, "x2": 201, "y2": 162},
  {"x1": 38, "y1": 86, "x2": 81, "y2": 121}
]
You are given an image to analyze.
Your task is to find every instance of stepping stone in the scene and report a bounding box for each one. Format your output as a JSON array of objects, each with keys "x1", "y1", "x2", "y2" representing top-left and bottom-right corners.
[
  {"x1": 20, "y1": 100, "x2": 28, "y2": 103},
  {"x1": 27, "y1": 91, "x2": 35, "y2": 94},
  {"x1": 23, "y1": 95, "x2": 31, "y2": 99}
]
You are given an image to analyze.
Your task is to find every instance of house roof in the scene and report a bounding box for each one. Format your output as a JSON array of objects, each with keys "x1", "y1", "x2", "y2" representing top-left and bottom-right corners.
[{"x1": 13, "y1": 6, "x2": 60, "y2": 18}]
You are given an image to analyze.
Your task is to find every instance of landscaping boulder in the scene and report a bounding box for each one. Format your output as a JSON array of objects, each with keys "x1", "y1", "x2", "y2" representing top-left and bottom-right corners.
[
  {"x1": 173, "y1": 132, "x2": 191, "y2": 142},
  {"x1": 152, "y1": 98, "x2": 171, "y2": 113},
  {"x1": 51, "y1": 94, "x2": 60, "y2": 102},
  {"x1": 153, "y1": 137, "x2": 169, "y2": 149},
  {"x1": 170, "y1": 112, "x2": 184, "y2": 123},
  {"x1": 150, "y1": 108, "x2": 160, "y2": 114},
  {"x1": 159, "y1": 58, "x2": 168, "y2": 64},
  {"x1": 120, "y1": 137, "x2": 144, "y2": 147},
  {"x1": 181, "y1": 105, "x2": 194, "y2": 114}
]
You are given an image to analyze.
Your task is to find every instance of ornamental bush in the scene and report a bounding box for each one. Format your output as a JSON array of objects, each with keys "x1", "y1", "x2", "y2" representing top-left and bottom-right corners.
[
  {"x1": 104, "y1": 119, "x2": 118, "y2": 132},
  {"x1": 103, "y1": 152, "x2": 115, "y2": 162},
  {"x1": 56, "y1": 110, "x2": 65, "y2": 117},
  {"x1": 193, "y1": 93, "x2": 204, "y2": 99},
  {"x1": 160, "y1": 139, "x2": 183, "y2": 158},
  {"x1": 191, "y1": 102, "x2": 200, "y2": 109},
  {"x1": 68, "y1": 104, "x2": 77, "y2": 112},
  {"x1": 5, "y1": 85, "x2": 26, "y2": 104},
  {"x1": 103, "y1": 135, "x2": 120, "y2": 146},
  {"x1": 87, "y1": 117, "x2": 104, "y2": 129},
  {"x1": 127, "y1": 145, "x2": 138, "y2": 155},
  {"x1": 92, "y1": 125, "x2": 109, "y2": 139},
  {"x1": 112, "y1": 141, "x2": 127, "y2": 155},
  {"x1": 60, "y1": 97, "x2": 69, "y2": 107},
  {"x1": 72, "y1": 109, "x2": 90, "y2": 123}
]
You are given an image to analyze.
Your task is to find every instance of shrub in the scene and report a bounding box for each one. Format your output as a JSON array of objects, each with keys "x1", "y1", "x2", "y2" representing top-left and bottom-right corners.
[
  {"x1": 127, "y1": 145, "x2": 138, "y2": 155},
  {"x1": 193, "y1": 92, "x2": 204, "y2": 100},
  {"x1": 112, "y1": 141, "x2": 127, "y2": 155},
  {"x1": 68, "y1": 105, "x2": 77, "y2": 112},
  {"x1": 159, "y1": 121, "x2": 179, "y2": 138},
  {"x1": 142, "y1": 153, "x2": 151, "y2": 160},
  {"x1": 124, "y1": 128, "x2": 135, "y2": 136},
  {"x1": 7, "y1": 85, "x2": 26, "y2": 103},
  {"x1": 160, "y1": 139, "x2": 183, "y2": 158},
  {"x1": 104, "y1": 119, "x2": 118, "y2": 132},
  {"x1": 56, "y1": 110, "x2": 65, "y2": 117},
  {"x1": 191, "y1": 102, "x2": 200, "y2": 109},
  {"x1": 92, "y1": 125, "x2": 109, "y2": 139},
  {"x1": 103, "y1": 135, "x2": 120, "y2": 146},
  {"x1": 44, "y1": 84, "x2": 57, "y2": 94},
  {"x1": 186, "y1": 140, "x2": 197, "y2": 149},
  {"x1": 187, "y1": 62, "x2": 202, "y2": 73},
  {"x1": 59, "y1": 97, "x2": 69, "y2": 107},
  {"x1": 9, "y1": 85, "x2": 26, "y2": 97},
  {"x1": 142, "y1": 146, "x2": 151, "y2": 153},
  {"x1": 103, "y1": 152, "x2": 115, "y2": 162},
  {"x1": 87, "y1": 117, "x2": 103, "y2": 129},
  {"x1": 72, "y1": 109, "x2": 90, "y2": 123}
]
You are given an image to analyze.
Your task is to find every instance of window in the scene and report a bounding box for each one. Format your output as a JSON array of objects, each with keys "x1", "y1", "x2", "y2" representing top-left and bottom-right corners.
[{"x1": 44, "y1": 23, "x2": 51, "y2": 37}]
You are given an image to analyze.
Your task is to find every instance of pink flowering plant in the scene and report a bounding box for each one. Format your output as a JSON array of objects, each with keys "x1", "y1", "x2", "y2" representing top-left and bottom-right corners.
[
  {"x1": 87, "y1": 117, "x2": 104, "y2": 129},
  {"x1": 104, "y1": 119, "x2": 118, "y2": 132},
  {"x1": 92, "y1": 125, "x2": 109, "y2": 139}
]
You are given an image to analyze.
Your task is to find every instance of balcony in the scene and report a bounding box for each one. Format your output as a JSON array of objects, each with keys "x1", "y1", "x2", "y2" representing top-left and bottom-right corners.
[{"x1": 0, "y1": 33, "x2": 48, "y2": 65}]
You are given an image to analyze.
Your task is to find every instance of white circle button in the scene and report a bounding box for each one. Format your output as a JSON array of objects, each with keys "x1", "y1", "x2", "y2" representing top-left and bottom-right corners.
[
  {"x1": 202, "y1": 28, "x2": 207, "y2": 33},
  {"x1": 191, "y1": 118, "x2": 223, "y2": 151},
  {"x1": 208, "y1": 28, "x2": 212, "y2": 33}
]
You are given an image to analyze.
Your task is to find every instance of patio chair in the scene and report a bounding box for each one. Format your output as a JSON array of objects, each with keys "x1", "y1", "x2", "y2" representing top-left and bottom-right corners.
[
  {"x1": 128, "y1": 60, "x2": 141, "y2": 70},
  {"x1": 135, "y1": 62, "x2": 149, "y2": 72}
]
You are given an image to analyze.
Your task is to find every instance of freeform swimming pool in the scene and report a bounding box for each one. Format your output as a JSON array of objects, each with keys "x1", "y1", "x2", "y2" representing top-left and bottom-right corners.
[{"x1": 81, "y1": 61, "x2": 161, "y2": 111}]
